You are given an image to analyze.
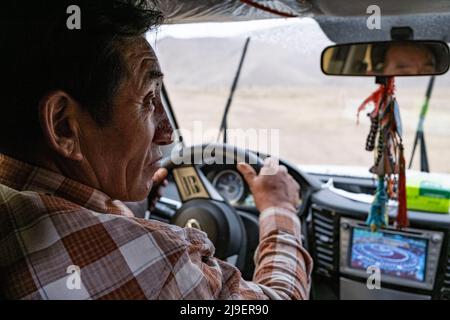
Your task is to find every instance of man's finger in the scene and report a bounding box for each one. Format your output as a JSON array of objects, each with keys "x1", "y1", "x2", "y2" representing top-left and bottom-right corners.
[
  {"x1": 152, "y1": 168, "x2": 168, "y2": 185},
  {"x1": 237, "y1": 162, "x2": 257, "y2": 184},
  {"x1": 261, "y1": 157, "x2": 280, "y2": 176},
  {"x1": 279, "y1": 165, "x2": 288, "y2": 173}
]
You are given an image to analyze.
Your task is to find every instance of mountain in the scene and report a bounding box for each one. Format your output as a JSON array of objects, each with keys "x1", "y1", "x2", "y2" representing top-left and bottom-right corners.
[{"x1": 151, "y1": 21, "x2": 450, "y2": 89}]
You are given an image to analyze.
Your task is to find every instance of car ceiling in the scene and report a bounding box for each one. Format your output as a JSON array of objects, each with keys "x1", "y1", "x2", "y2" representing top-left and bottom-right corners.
[{"x1": 154, "y1": 0, "x2": 450, "y2": 42}]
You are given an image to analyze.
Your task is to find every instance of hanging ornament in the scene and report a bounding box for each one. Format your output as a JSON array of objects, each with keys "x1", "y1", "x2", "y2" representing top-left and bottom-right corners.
[
  {"x1": 367, "y1": 176, "x2": 389, "y2": 231},
  {"x1": 357, "y1": 77, "x2": 409, "y2": 231}
]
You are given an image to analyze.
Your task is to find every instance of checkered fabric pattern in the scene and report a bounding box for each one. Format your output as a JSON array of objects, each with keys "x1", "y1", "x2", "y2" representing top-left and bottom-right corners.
[{"x1": 0, "y1": 154, "x2": 312, "y2": 300}]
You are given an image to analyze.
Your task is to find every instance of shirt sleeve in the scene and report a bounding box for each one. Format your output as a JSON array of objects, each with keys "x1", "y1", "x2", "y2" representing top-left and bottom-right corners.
[
  {"x1": 249, "y1": 207, "x2": 313, "y2": 299},
  {"x1": 154, "y1": 206, "x2": 313, "y2": 300}
]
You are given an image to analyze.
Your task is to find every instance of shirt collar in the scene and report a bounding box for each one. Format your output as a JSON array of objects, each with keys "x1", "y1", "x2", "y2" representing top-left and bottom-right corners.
[{"x1": 0, "y1": 153, "x2": 134, "y2": 217}]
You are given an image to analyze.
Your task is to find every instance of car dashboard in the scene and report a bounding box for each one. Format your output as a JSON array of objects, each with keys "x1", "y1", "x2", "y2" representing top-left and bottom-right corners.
[
  {"x1": 307, "y1": 171, "x2": 450, "y2": 300},
  {"x1": 154, "y1": 164, "x2": 450, "y2": 300}
]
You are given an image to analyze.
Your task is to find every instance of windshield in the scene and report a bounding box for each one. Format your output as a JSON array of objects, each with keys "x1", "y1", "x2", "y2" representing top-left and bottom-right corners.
[{"x1": 150, "y1": 18, "x2": 450, "y2": 174}]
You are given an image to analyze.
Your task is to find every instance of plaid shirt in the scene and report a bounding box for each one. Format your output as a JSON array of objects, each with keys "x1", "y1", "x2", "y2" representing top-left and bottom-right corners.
[{"x1": 0, "y1": 154, "x2": 312, "y2": 300}]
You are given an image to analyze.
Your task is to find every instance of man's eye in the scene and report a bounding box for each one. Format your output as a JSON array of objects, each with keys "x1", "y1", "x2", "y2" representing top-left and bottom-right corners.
[{"x1": 143, "y1": 96, "x2": 156, "y2": 112}]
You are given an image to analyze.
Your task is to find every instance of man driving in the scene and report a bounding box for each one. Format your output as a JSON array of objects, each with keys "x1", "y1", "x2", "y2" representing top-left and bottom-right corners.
[{"x1": 0, "y1": 0, "x2": 312, "y2": 299}]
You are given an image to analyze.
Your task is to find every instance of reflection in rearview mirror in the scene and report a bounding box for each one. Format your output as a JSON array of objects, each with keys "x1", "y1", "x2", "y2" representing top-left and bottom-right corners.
[{"x1": 321, "y1": 41, "x2": 450, "y2": 77}]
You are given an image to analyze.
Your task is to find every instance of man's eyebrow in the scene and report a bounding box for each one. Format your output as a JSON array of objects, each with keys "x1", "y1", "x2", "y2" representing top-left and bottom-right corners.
[{"x1": 148, "y1": 70, "x2": 164, "y2": 80}]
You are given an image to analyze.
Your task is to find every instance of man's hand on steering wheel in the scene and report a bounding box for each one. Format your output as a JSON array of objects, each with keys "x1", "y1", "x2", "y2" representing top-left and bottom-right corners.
[
  {"x1": 237, "y1": 158, "x2": 301, "y2": 214},
  {"x1": 148, "y1": 168, "x2": 169, "y2": 210}
]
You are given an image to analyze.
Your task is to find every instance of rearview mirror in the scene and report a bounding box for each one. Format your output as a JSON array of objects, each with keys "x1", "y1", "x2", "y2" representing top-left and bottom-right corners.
[{"x1": 321, "y1": 40, "x2": 450, "y2": 77}]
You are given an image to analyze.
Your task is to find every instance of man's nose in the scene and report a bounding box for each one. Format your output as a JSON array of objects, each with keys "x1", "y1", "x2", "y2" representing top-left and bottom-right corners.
[{"x1": 153, "y1": 107, "x2": 174, "y2": 146}]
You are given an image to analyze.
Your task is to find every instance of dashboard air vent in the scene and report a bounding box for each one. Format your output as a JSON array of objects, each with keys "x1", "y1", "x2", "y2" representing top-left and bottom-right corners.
[
  {"x1": 311, "y1": 205, "x2": 339, "y2": 278},
  {"x1": 441, "y1": 246, "x2": 450, "y2": 300}
]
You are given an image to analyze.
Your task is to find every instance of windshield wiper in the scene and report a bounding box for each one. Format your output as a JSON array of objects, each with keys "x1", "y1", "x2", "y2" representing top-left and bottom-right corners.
[
  {"x1": 217, "y1": 37, "x2": 251, "y2": 143},
  {"x1": 408, "y1": 75, "x2": 435, "y2": 172}
]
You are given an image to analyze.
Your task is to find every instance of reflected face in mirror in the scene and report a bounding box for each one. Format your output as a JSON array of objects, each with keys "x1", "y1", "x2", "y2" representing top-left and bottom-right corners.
[
  {"x1": 382, "y1": 43, "x2": 436, "y2": 75},
  {"x1": 321, "y1": 40, "x2": 449, "y2": 77}
]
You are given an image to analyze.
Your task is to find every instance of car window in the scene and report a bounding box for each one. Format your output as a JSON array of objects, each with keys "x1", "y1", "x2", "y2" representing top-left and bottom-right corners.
[{"x1": 150, "y1": 18, "x2": 450, "y2": 174}]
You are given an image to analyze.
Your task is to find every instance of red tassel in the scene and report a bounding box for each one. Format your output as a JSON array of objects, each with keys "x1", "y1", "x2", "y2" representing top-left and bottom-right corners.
[
  {"x1": 357, "y1": 88, "x2": 383, "y2": 124},
  {"x1": 397, "y1": 150, "x2": 408, "y2": 229},
  {"x1": 357, "y1": 78, "x2": 396, "y2": 124}
]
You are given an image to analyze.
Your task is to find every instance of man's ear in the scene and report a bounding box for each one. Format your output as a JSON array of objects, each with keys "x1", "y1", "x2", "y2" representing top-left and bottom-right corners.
[{"x1": 38, "y1": 91, "x2": 83, "y2": 161}]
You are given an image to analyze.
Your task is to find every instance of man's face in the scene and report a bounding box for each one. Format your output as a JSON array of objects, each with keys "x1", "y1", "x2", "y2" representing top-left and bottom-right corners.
[
  {"x1": 78, "y1": 37, "x2": 173, "y2": 201},
  {"x1": 383, "y1": 44, "x2": 436, "y2": 75}
]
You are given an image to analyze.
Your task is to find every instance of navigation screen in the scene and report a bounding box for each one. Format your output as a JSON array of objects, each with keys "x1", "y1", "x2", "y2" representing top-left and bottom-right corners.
[{"x1": 350, "y1": 228, "x2": 428, "y2": 282}]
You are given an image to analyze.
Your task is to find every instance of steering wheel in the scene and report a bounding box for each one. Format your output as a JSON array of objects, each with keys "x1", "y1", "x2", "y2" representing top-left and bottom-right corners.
[{"x1": 159, "y1": 144, "x2": 264, "y2": 272}]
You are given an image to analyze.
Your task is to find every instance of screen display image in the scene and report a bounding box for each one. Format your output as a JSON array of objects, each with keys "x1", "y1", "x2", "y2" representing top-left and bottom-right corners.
[{"x1": 350, "y1": 228, "x2": 428, "y2": 282}]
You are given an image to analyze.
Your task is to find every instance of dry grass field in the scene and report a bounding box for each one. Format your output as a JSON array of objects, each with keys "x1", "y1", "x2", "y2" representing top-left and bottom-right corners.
[{"x1": 166, "y1": 85, "x2": 450, "y2": 174}]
